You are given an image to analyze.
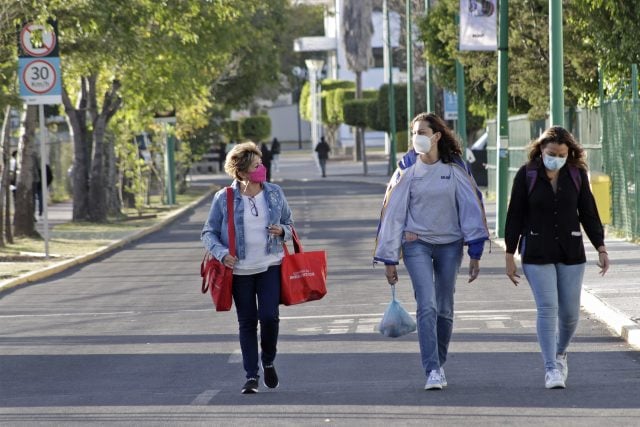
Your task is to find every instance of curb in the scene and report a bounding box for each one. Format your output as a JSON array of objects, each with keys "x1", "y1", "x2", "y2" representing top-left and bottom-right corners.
[
  {"x1": 492, "y1": 238, "x2": 640, "y2": 350},
  {"x1": 0, "y1": 187, "x2": 216, "y2": 294},
  {"x1": 581, "y1": 289, "x2": 640, "y2": 350}
]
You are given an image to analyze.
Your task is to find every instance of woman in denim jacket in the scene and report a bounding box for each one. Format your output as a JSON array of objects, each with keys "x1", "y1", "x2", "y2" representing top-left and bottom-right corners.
[{"x1": 202, "y1": 142, "x2": 293, "y2": 394}]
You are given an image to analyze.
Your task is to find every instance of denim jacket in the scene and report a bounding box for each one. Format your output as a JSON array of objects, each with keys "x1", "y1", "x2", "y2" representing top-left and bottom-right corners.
[{"x1": 201, "y1": 181, "x2": 294, "y2": 262}]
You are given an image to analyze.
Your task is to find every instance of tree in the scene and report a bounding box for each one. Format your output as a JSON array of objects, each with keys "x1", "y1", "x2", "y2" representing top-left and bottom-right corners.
[
  {"x1": 0, "y1": 1, "x2": 48, "y2": 242},
  {"x1": 342, "y1": 0, "x2": 373, "y2": 171},
  {"x1": 53, "y1": 0, "x2": 289, "y2": 222},
  {"x1": 13, "y1": 106, "x2": 38, "y2": 237},
  {"x1": 418, "y1": 0, "x2": 603, "y2": 120}
]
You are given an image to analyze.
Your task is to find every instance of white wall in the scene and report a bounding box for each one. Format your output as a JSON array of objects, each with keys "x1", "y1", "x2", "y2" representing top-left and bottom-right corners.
[{"x1": 268, "y1": 104, "x2": 311, "y2": 143}]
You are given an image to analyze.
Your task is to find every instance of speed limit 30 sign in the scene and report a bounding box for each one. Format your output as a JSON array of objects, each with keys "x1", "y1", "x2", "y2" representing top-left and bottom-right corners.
[{"x1": 22, "y1": 59, "x2": 57, "y2": 94}]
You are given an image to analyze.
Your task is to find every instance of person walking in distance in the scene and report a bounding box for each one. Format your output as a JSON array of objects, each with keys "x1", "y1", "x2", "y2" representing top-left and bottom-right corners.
[
  {"x1": 505, "y1": 126, "x2": 609, "y2": 389},
  {"x1": 259, "y1": 142, "x2": 272, "y2": 182},
  {"x1": 270, "y1": 138, "x2": 281, "y2": 172},
  {"x1": 374, "y1": 112, "x2": 489, "y2": 390},
  {"x1": 315, "y1": 136, "x2": 330, "y2": 178},
  {"x1": 201, "y1": 142, "x2": 294, "y2": 394}
]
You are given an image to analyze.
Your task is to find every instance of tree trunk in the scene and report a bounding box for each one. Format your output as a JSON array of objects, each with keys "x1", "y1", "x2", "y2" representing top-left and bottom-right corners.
[
  {"x1": 14, "y1": 106, "x2": 39, "y2": 238},
  {"x1": 360, "y1": 127, "x2": 368, "y2": 175},
  {"x1": 62, "y1": 82, "x2": 91, "y2": 221},
  {"x1": 353, "y1": 71, "x2": 363, "y2": 161},
  {"x1": 105, "y1": 131, "x2": 121, "y2": 217},
  {"x1": 0, "y1": 105, "x2": 11, "y2": 246},
  {"x1": 88, "y1": 79, "x2": 122, "y2": 222},
  {"x1": 88, "y1": 115, "x2": 107, "y2": 222}
]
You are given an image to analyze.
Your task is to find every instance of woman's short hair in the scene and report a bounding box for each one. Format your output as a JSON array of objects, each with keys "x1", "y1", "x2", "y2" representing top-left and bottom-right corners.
[
  {"x1": 224, "y1": 142, "x2": 262, "y2": 180},
  {"x1": 527, "y1": 126, "x2": 587, "y2": 170}
]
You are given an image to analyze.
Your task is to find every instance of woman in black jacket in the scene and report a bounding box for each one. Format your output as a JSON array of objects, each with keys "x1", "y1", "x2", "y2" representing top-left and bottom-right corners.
[{"x1": 504, "y1": 126, "x2": 610, "y2": 390}]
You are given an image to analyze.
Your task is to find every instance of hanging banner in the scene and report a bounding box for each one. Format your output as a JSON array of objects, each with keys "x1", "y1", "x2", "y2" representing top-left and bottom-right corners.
[{"x1": 459, "y1": 0, "x2": 497, "y2": 51}]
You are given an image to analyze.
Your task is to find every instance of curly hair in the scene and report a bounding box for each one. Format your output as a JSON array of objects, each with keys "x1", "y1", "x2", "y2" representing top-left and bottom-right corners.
[
  {"x1": 410, "y1": 112, "x2": 462, "y2": 163},
  {"x1": 224, "y1": 142, "x2": 262, "y2": 180},
  {"x1": 527, "y1": 126, "x2": 587, "y2": 170}
]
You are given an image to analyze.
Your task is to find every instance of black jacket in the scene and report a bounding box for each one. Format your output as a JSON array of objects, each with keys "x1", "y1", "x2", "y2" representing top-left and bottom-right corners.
[{"x1": 504, "y1": 162, "x2": 604, "y2": 265}]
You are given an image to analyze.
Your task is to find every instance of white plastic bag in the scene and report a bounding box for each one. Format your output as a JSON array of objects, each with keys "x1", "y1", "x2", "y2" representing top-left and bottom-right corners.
[{"x1": 378, "y1": 284, "x2": 417, "y2": 338}]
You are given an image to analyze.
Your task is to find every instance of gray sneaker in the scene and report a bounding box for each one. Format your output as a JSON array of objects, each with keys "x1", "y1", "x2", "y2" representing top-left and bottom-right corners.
[
  {"x1": 425, "y1": 370, "x2": 443, "y2": 390},
  {"x1": 440, "y1": 367, "x2": 448, "y2": 387},
  {"x1": 545, "y1": 369, "x2": 566, "y2": 389},
  {"x1": 556, "y1": 353, "x2": 568, "y2": 381}
]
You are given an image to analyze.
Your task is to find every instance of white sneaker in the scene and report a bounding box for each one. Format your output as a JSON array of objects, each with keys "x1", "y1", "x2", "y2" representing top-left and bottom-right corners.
[
  {"x1": 545, "y1": 369, "x2": 566, "y2": 389},
  {"x1": 556, "y1": 353, "x2": 568, "y2": 382},
  {"x1": 425, "y1": 370, "x2": 443, "y2": 390},
  {"x1": 440, "y1": 367, "x2": 448, "y2": 387}
]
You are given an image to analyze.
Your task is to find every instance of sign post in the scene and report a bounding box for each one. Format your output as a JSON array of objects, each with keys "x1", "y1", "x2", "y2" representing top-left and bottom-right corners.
[{"x1": 18, "y1": 21, "x2": 62, "y2": 258}]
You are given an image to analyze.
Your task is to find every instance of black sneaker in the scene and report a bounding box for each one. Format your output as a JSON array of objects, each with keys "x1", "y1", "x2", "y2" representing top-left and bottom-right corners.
[
  {"x1": 241, "y1": 377, "x2": 259, "y2": 394},
  {"x1": 263, "y1": 364, "x2": 279, "y2": 388}
]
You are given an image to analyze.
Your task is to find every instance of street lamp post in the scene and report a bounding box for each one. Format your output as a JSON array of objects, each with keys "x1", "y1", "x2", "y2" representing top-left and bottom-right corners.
[
  {"x1": 305, "y1": 59, "x2": 324, "y2": 163},
  {"x1": 292, "y1": 66, "x2": 307, "y2": 150}
]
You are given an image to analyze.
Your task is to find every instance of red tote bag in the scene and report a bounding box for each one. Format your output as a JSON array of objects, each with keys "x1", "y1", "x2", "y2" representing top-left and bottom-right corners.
[
  {"x1": 280, "y1": 228, "x2": 327, "y2": 306},
  {"x1": 201, "y1": 187, "x2": 235, "y2": 311}
]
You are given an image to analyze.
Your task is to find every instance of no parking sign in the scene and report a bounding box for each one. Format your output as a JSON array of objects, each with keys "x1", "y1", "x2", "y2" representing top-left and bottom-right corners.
[{"x1": 18, "y1": 21, "x2": 62, "y2": 105}]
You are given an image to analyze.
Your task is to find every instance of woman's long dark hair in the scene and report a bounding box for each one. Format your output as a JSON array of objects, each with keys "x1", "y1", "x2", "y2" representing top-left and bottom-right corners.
[
  {"x1": 410, "y1": 112, "x2": 462, "y2": 164},
  {"x1": 527, "y1": 126, "x2": 587, "y2": 170}
]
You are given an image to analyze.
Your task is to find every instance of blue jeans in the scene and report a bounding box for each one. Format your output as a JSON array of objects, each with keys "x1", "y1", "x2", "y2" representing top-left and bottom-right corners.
[
  {"x1": 402, "y1": 239, "x2": 463, "y2": 375},
  {"x1": 522, "y1": 262, "x2": 585, "y2": 371},
  {"x1": 232, "y1": 265, "x2": 281, "y2": 379}
]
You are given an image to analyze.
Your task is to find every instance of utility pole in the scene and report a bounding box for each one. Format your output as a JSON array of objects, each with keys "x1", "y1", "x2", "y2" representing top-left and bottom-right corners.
[
  {"x1": 455, "y1": 15, "x2": 467, "y2": 150},
  {"x1": 549, "y1": 0, "x2": 564, "y2": 126},
  {"x1": 495, "y1": 0, "x2": 509, "y2": 238},
  {"x1": 406, "y1": 0, "x2": 414, "y2": 128},
  {"x1": 425, "y1": 0, "x2": 435, "y2": 112},
  {"x1": 384, "y1": 0, "x2": 397, "y2": 174}
]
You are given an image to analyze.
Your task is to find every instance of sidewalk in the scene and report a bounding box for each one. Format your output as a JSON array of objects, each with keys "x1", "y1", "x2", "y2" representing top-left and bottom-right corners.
[{"x1": 5, "y1": 150, "x2": 639, "y2": 350}]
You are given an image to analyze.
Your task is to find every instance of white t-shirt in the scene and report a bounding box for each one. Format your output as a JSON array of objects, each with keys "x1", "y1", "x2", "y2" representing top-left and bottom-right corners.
[{"x1": 234, "y1": 191, "x2": 283, "y2": 275}]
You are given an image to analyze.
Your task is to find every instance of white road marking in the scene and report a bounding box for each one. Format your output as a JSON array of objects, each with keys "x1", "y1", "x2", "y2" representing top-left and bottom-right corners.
[
  {"x1": 227, "y1": 349, "x2": 242, "y2": 364},
  {"x1": 486, "y1": 321, "x2": 507, "y2": 329},
  {"x1": 331, "y1": 319, "x2": 354, "y2": 324},
  {"x1": 190, "y1": 389, "x2": 220, "y2": 405},
  {"x1": 356, "y1": 324, "x2": 375, "y2": 333},
  {"x1": 0, "y1": 308, "x2": 536, "y2": 320}
]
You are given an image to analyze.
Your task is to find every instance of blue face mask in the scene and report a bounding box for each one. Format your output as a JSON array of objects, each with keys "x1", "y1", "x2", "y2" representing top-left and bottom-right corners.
[{"x1": 542, "y1": 153, "x2": 567, "y2": 171}]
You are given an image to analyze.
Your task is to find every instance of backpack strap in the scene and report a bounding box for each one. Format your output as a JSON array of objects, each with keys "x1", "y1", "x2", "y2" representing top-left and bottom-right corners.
[
  {"x1": 526, "y1": 165, "x2": 538, "y2": 195},
  {"x1": 526, "y1": 163, "x2": 582, "y2": 195},
  {"x1": 568, "y1": 165, "x2": 582, "y2": 193}
]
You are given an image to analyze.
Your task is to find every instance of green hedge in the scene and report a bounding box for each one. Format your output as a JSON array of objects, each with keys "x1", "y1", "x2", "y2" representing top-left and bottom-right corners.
[
  {"x1": 377, "y1": 83, "x2": 408, "y2": 133},
  {"x1": 396, "y1": 130, "x2": 409, "y2": 153},
  {"x1": 299, "y1": 82, "x2": 311, "y2": 121},
  {"x1": 344, "y1": 98, "x2": 378, "y2": 128},
  {"x1": 240, "y1": 115, "x2": 271, "y2": 142},
  {"x1": 221, "y1": 120, "x2": 240, "y2": 142}
]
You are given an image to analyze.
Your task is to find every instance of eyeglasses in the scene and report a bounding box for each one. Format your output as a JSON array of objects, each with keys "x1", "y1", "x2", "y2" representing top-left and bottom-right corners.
[{"x1": 248, "y1": 197, "x2": 258, "y2": 216}]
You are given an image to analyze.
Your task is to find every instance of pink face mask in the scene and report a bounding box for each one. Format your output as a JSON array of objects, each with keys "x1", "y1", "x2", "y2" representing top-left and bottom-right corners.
[{"x1": 248, "y1": 164, "x2": 267, "y2": 183}]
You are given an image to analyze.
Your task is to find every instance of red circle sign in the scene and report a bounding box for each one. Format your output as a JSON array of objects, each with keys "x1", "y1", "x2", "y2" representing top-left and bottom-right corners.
[
  {"x1": 22, "y1": 60, "x2": 57, "y2": 94},
  {"x1": 20, "y1": 24, "x2": 56, "y2": 57}
]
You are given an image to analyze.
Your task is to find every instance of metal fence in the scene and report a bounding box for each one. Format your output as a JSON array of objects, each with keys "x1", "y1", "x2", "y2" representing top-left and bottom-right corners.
[{"x1": 486, "y1": 105, "x2": 639, "y2": 239}]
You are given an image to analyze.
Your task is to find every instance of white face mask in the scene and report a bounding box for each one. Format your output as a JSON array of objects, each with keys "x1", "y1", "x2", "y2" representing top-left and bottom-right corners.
[
  {"x1": 413, "y1": 134, "x2": 433, "y2": 154},
  {"x1": 542, "y1": 153, "x2": 567, "y2": 171}
]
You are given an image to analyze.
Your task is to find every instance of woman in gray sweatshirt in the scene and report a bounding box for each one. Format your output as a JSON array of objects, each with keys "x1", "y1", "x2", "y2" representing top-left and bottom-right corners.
[{"x1": 374, "y1": 112, "x2": 489, "y2": 390}]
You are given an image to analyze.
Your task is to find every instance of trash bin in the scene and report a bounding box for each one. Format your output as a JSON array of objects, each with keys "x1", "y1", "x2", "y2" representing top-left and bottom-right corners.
[{"x1": 589, "y1": 171, "x2": 611, "y2": 224}]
